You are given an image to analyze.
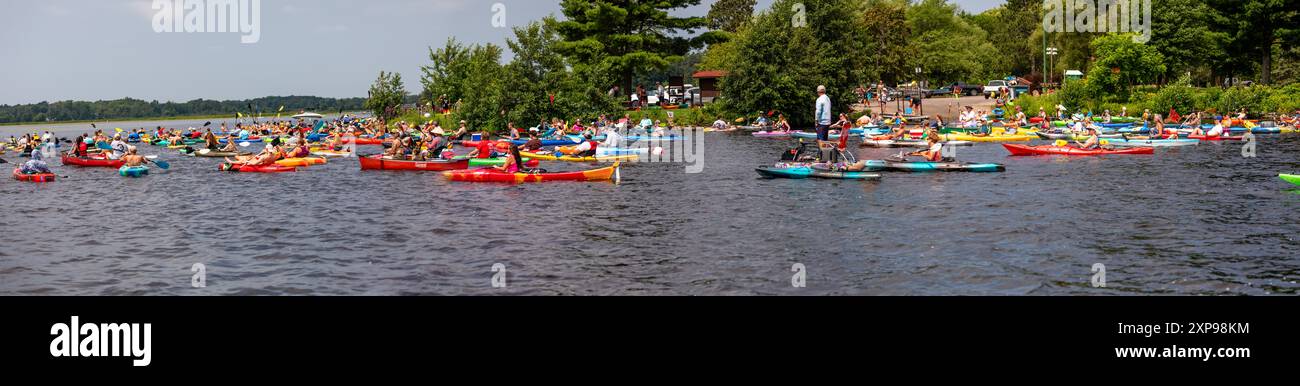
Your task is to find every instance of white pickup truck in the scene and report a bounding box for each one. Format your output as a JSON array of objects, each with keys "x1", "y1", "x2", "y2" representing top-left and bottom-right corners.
[{"x1": 983, "y1": 80, "x2": 1009, "y2": 99}]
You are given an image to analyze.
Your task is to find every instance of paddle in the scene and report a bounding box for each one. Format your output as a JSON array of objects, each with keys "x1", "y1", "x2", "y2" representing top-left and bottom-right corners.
[{"x1": 144, "y1": 156, "x2": 170, "y2": 170}]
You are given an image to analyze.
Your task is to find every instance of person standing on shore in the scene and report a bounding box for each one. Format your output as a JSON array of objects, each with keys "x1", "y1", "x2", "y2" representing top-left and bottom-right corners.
[{"x1": 815, "y1": 85, "x2": 833, "y2": 142}]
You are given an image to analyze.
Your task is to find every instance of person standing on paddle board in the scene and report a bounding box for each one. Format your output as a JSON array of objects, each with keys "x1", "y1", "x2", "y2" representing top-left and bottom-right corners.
[{"x1": 815, "y1": 85, "x2": 833, "y2": 142}]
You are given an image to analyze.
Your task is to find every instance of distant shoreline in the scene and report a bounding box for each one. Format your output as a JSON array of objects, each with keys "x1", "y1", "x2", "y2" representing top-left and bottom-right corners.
[{"x1": 0, "y1": 111, "x2": 366, "y2": 128}]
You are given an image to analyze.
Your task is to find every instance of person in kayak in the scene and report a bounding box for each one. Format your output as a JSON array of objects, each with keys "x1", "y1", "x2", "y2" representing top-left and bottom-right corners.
[
  {"x1": 521, "y1": 131, "x2": 544, "y2": 152},
  {"x1": 121, "y1": 146, "x2": 147, "y2": 167},
  {"x1": 466, "y1": 134, "x2": 496, "y2": 159},
  {"x1": 108, "y1": 134, "x2": 128, "y2": 159},
  {"x1": 774, "y1": 114, "x2": 793, "y2": 132},
  {"x1": 284, "y1": 134, "x2": 311, "y2": 159},
  {"x1": 832, "y1": 113, "x2": 852, "y2": 136},
  {"x1": 494, "y1": 144, "x2": 525, "y2": 173},
  {"x1": 1074, "y1": 127, "x2": 1101, "y2": 149},
  {"x1": 229, "y1": 138, "x2": 282, "y2": 166},
  {"x1": 70, "y1": 135, "x2": 90, "y2": 158},
  {"x1": 570, "y1": 134, "x2": 599, "y2": 157},
  {"x1": 903, "y1": 131, "x2": 946, "y2": 162},
  {"x1": 18, "y1": 148, "x2": 54, "y2": 175},
  {"x1": 417, "y1": 128, "x2": 448, "y2": 160}
]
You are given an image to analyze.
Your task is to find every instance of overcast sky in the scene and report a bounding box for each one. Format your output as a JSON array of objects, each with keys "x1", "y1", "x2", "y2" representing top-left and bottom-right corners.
[{"x1": 0, "y1": 0, "x2": 1002, "y2": 105}]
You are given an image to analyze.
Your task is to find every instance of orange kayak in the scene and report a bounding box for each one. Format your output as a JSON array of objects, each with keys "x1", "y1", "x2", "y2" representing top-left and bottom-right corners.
[
  {"x1": 275, "y1": 157, "x2": 328, "y2": 167},
  {"x1": 442, "y1": 162, "x2": 620, "y2": 183}
]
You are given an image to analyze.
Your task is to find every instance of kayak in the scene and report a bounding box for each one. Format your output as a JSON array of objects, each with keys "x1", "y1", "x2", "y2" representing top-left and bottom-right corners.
[
  {"x1": 219, "y1": 164, "x2": 297, "y2": 173},
  {"x1": 359, "y1": 155, "x2": 471, "y2": 171},
  {"x1": 193, "y1": 149, "x2": 250, "y2": 158},
  {"x1": 466, "y1": 157, "x2": 541, "y2": 168},
  {"x1": 311, "y1": 150, "x2": 353, "y2": 158},
  {"x1": 555, "y1": 145, "x2": 648, "y2": 156},
  {"x1": 443, "y1": 162, "x2": 620, "y2": 183},
  {"x1": 12, "y1": 168, "x2": 56, "y2": 182},
  {"x1": 752, "y1": 131, "x2": 793, "y2": 138},
  {"x1": 860, "y1": 140, "x2": 973, "y2": 148},
  {"x1": 863, "y1": 160, "x2": 1005, "y2": 173},
  {"x1": 943, "y1": 133, "x2": 1036, "y2": 142},
  {"x1": 755, "y1": 166, "x2": 881, "y2": 180},
  {"x1": 62, "y1": 154, "x2": 125, "y2": 168},
  {"x1": 791, "y1": 131, "x2": 848, "y2": 140},
  {"x1": 1281, "y1": 174, "x2": 1300, "y2": 187},
  {"x1": 520, "y1": 151, "x2": 636, "y2": 163},
  {"x1": 118, "y1": 165, "x2": 149, "y2": 177},
  {"x1": 1102, "y1": 138, "x2": 1200, "y2": 147},
  {"x1": 1187, "y1": 135, "x2": 1245, "y2": 141},
  {"x1": 275, "y1": 157, "x2": 328, "y2": 167},
  {"x1": 1003, "y1": 144, "x2": 1155, "y2": 156}
]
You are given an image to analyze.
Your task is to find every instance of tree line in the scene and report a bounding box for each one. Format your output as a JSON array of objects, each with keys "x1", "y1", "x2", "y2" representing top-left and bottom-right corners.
[
  {"x1": 363, "y1": 0, "x2": 1299, "y2": 128},
  {"x1": 0, "y1": 96, "x2": 366, "y2": 124}
]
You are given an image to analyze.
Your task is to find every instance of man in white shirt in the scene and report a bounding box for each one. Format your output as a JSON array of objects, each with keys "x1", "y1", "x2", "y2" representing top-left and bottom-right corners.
[{"x1": 815, "y1": 85, "x2": 832, "y2": 141}]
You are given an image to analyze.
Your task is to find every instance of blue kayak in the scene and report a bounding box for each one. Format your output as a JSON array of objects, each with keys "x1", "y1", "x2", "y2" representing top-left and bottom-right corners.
[
  {"x1": 119, "y1": 165, "x2": 149, "y2": 177},
  {"x1": 863, "y1": 160, "x2": 1005, "y2": 173},
  {"x1": 756, "y1": 166, "x2": 881, "y2": 180},
  {"x1": 510, "y1": 138, "x2": 582, "y2": 146}
]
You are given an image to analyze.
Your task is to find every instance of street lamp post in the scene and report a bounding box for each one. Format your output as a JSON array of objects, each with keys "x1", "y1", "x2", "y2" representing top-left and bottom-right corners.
[{"x1": 1046, "y1": 47, "x2": 1059, "y2": 86}]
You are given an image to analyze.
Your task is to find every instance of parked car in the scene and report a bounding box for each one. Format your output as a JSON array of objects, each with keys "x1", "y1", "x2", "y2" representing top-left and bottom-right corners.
[
  {"x1": 983, "y1": 80, "x2": 1010, "y2": 99},
  {"x1": 897, "y1": 86, "x2": 932, "y2": 99},
  {"x1": 934, "y1": 82, "x2": 983, "y2": 97}
]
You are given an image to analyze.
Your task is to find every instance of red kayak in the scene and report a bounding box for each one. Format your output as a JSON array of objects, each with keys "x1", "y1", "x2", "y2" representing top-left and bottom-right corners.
[
  {"x1": 13, "y1": 168, "x2": 56, "y2": 182},
  {"x1": 359, "y1": 155, "x2": 470, "y2": 171},
  {"x1": 1003, "y1": 144, "x2": 1155, "y2": 156},
  {"x1": 219, "y1": 164, "x2": 297, "y2": 173},
  {"x1": 62, "y1": 154, "x2": 125, "y2": 168},
  {"x1": 443, "y1": 162, "x2": 619, "y2": 183},
  {"x1": 349, "y1": 137, "x2": 385, "y2": 145},
  {"x1": 1187, "y1": 135, "x2": 1245, "y2": 141}
]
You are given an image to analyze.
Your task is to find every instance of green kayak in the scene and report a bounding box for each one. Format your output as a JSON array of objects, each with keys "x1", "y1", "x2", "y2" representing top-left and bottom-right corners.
[
  {"x1": 1281, "y1": 174, "x2": 1300, "y2": 187},
  {"x1": 465, "y1": 157, "x2": 534, "y2": 167}
]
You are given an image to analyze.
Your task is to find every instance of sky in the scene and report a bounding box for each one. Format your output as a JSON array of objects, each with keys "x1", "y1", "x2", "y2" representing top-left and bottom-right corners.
[{"x1": 0, "y1": 0, "x2": 1003, "y2": 105}]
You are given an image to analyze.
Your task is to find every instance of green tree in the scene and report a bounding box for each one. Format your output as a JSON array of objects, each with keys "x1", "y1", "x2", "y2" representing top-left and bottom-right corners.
[
  {"x1": 501, "y1": 19, "x2": 618, "y2": 128},
  {"x1": 967, "y1": 0, "x2": 1042, "y2": 77},
  {"x1": 554, "y1": 0, "x2": 722, "y2": 92},
  {"x1": 365, "y1": 71, "x2": 406, "y2": 119},
  {"x1": 907, "y1": 0, "x2": 996, "y2": 84},
  {"x1": 1148, "y1": 0, "x2": 1228, "y2": 84},
  {"x1": 861, "y1": 0, "x2": 913, "y2": 84},
  {"x1": 1085, "y1": 34, "x2": 1166, "y2": 99},
  {"x1": 707, "y1": 0, "x2": 757, "y2": 32},
  {"x1": 1209, "y1": 0, "x2": 1299, "y2": 84},
  {"x1": 721, "y1": 0, "x2": 868, "y2": 126}
]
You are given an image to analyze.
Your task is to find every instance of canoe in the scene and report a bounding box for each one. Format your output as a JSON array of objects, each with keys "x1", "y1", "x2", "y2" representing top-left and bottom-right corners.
[
  {"x1": 863, "y1": 160, "x2": 1005, "y2": 172},
  {"x1": 118, "y1": 165, "x2": 149, "y2": 177},
  {"x1": 755, "y1": 166, "x2": 881, "y2": 180},
  {"x1": 1102, "y1": 138, "x2": 1200, "y2": 147},
  {"x1": 520, "y1": 151, "x2": 636, "y2": 163},
  {"x1": 62, "y1": 154, "x2": 125, "y2": 168},
  {"x1": 1281, "y1": 174, "x2": 1300, "y2": 187},
  {"x1": 359, "y1": 155, "x2": 470, "y2": 171},
  {"x1": 1003, "y1": 144, "x2": 1154, "y2": 156},
  {"x1": 943, "y1": 133, "x2": 1036, "y2": 142},
  {"x1": 1187, "y1": 135, "x2": 1245, "y2": 141},
  {"x1": 442, "y1": 162, "x2": 620, "y2": 183},
  {"x1": 12, "y1": 168, "x2": 56, "y2": 182},
  {"x1": 220, "y1": 164, "x2": 297, "y2": 173},
  {"x1": 275, "y1": 157, "x2": 328, "y2": 167}
]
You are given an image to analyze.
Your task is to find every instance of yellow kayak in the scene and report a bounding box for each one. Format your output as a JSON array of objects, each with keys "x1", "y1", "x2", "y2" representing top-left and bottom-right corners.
[
  {"x1": 275, "y1": 157, "x2": 328, "y2": 167},
  {"x1": 520, "y1": 151, "x2": 636, "y2": 163},
  {"x1": 943, "y1": 133, "x2": 1037, "y2": 142}
]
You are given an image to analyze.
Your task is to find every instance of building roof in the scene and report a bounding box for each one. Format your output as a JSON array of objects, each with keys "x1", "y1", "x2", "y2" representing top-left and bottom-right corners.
[
  {"x1": 1064, "y1": 70, "x2": 1084, "y2": 76},
  {"x1": 693, "y1": 70, "x2": 729, "y2": 79}
]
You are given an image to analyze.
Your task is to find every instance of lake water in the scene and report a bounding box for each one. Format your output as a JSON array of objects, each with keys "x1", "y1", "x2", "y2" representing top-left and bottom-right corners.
[{"x1": 2, "y1": 118, "x2": 1298, "y2": 295}]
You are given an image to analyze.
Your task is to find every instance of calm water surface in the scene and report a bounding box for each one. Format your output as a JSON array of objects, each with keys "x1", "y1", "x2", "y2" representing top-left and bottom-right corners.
[{"x1": 2, "y1": 119, "x2": 1298, "y2": 295}]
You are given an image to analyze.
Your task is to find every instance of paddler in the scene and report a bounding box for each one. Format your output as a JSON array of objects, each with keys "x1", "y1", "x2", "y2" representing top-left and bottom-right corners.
[
  {"x1": 903, "y1": 130, "x2": 946, "y2": 162},
  {"x1": 203, "y1": 128, "x2": 220, "y2": 150},
  {"x1": 570, "y1": 134, "x2": 599, "y2": 157},
  {"x1": 18, "y1": 147, "x2": 53, "y2": 175},
  {"x1": 121, "y1": 146, "x2": 146, "y2": 167},
  {"x1": 108, "y1": 134, "x2": 128, "y2": 159},
  {"x1": 494, "y1": 143, "x2": 524, "y2": 173},
  {"x1": 521, "y1": 130, "x2": 544, "y2": 152},
  {"x1": 417, "y1": 127, "x2": 448, "y2": 160},
  {"x1": 1074, "y1": 127, "x2": 1101, "y2": 150},
  {"x1": 466, "y1": 133, "x2": 495, "y2": 159}
]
